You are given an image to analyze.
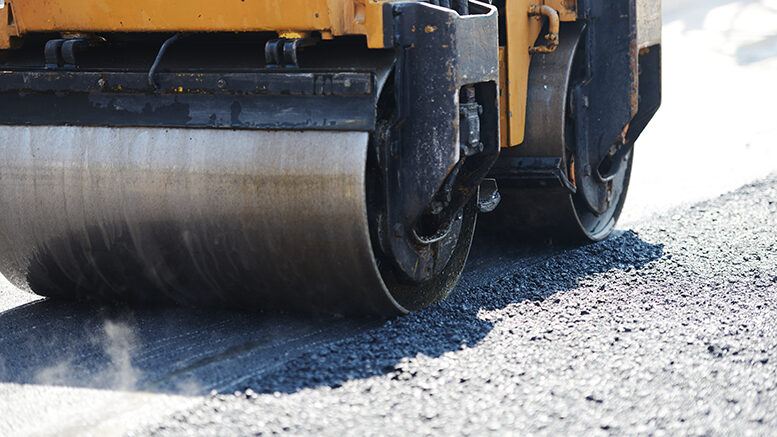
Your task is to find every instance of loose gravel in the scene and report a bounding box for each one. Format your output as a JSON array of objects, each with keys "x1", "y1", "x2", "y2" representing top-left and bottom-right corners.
[{"x1": 143, "y1": 177, "x2": 777, "y2": 436}]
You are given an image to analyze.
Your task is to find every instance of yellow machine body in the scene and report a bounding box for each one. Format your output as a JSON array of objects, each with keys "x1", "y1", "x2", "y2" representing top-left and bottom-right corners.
[
  {"x1": 0, "y1": 0, "x2": 389, "y2": 48},
  {"x1": 0, "y1": 0, "x2": 576, "y2": 149}
]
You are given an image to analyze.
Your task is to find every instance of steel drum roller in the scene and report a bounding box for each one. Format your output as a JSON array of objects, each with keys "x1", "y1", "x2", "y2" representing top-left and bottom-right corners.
[{"x1": 0, "y1": 126, "x2": 477, "y2": 315}]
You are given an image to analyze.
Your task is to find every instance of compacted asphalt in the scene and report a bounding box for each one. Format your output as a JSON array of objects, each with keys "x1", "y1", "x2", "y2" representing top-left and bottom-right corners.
[
  {"x1": 2, "y1": 175, "x2": 776, "y2": 436},
  {"x1": 137, "y1": 175, "x2": 777, "y2": 436}
]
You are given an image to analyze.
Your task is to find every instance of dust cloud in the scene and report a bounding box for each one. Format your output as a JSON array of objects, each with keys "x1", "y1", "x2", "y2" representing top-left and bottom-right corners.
[
  {"x1": 33, "y1": 359, "x2": 76, "y2": 386},
  {"x1": 174, "y1": 377, "x2": 205, "y2": 396},
  {"x1": 33, "y1": 319, "x2": 142, "y2": 390},
  {"x1": 95, "y1": 320, "x2": 143, "y2": 390}
]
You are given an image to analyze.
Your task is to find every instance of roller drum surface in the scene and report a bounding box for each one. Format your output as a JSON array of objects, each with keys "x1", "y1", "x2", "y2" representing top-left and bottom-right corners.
[{"x1": 0, "y1": 126, "x2": 412, "y2": 315}]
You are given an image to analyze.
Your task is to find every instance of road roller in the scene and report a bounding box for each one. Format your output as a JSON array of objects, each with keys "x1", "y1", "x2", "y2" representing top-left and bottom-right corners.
[{"x1": 0, "y1": 0, "x2": 661, "y2": 315}]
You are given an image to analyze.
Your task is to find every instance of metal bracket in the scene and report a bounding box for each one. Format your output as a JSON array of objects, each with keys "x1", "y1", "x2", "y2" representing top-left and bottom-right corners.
[
  {"x1": 44, "y1": 36, "x2": 106, "y2": 70},
  {"x1": 265, "y1": 36, "x2": 319, "y2": 68},
  {"x1": 459, "y1": 86, "x2": 485, "y2": 157},
  {"x1": 478, "y1": 178, "x2": 501, "y2": 213},
  {"x1": 528, "y1": 5, "x2": 560, "y2": 54},
  {"x1": 493, "y1": 157, "x2": 577, "y2": 193},
  {"x1": 44, "y1": 39, "x2": 66, "y2": 69}
]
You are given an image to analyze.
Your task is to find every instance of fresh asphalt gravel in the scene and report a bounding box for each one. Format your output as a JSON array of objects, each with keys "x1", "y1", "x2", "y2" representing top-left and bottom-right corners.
[{"x1": 137, "y1": 178, "x2": 777, "y2": 436}]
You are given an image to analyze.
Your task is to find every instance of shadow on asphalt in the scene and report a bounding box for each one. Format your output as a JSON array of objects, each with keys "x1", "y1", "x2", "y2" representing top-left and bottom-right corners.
[{"x1": 0, "y1": 231, "x2": 662, "y2": 396}]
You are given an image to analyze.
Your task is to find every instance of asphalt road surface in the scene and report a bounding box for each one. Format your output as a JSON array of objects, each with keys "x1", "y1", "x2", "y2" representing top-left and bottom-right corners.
[
  {"x1": 145, "y1": 177, "x2": 776, "y2": 436},
  {"x1": 2, "y1": 174, "x2": 775, "y2": 436},
  {"x1": 1, "y1": 1, "x2": 777, "y2": 435}
]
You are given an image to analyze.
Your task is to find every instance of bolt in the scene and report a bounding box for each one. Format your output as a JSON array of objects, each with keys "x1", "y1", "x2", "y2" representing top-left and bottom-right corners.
[
  {"x1": 430, "y1": 200, "x2": 444, "y2": 215},
  {"x1": 217, "y1": 79, "x2": 227, "y2": 90},
  {"x1": 464, "y1": 85, "x2": 476, "y2": 102},
  {"x1": 97, "y1": 78, "x2": 107, "y2": 90}
]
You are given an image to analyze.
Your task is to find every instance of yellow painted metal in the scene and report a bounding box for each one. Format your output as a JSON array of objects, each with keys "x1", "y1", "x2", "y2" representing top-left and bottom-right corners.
[
  {"x1": 504, "y1": 0, "x2": 542, "y2": 147},
  {"x1": 502, "y1": 0, "x2": 577, "y2": 148},
  {"x1": 0, "y1": 0, "x2": 392, "y2": 49},
  {"x1": 0, "y1": 4, "x2": 20, "y2": 49},
  {"x1": 277, "y1": 31, "x2": 314, "y2": 40},
  {"x1": 499, "y1": 47, "x2": 509, "y2": 148}
]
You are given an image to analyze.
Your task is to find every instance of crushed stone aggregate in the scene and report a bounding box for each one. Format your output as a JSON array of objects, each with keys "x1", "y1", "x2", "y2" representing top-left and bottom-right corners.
[{"x1": 142, "y1": 177, "x2": 777, "y2": 436}]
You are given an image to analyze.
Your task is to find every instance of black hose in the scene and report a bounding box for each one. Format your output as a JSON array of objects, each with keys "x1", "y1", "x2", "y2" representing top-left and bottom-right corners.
[{"x1": 148, "y1": 33, "x2": 180, "y2": 90}]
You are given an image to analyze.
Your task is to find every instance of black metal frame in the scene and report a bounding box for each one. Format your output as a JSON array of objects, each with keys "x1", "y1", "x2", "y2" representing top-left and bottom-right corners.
[
  {"x1": 0, "y1": 70, "x2": 381, "y2": 130},
  {"x1": 373, "y1": 1, "x2": 500, "y2": 284},
  {"x1": 568, "y1": 0, "x2": 639, "y2": 214}
]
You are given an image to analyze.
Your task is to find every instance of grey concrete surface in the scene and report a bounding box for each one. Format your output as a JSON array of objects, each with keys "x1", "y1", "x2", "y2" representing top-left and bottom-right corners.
[{"x1": 0, "y1": 0, "x2": 776, "y2": 435}]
